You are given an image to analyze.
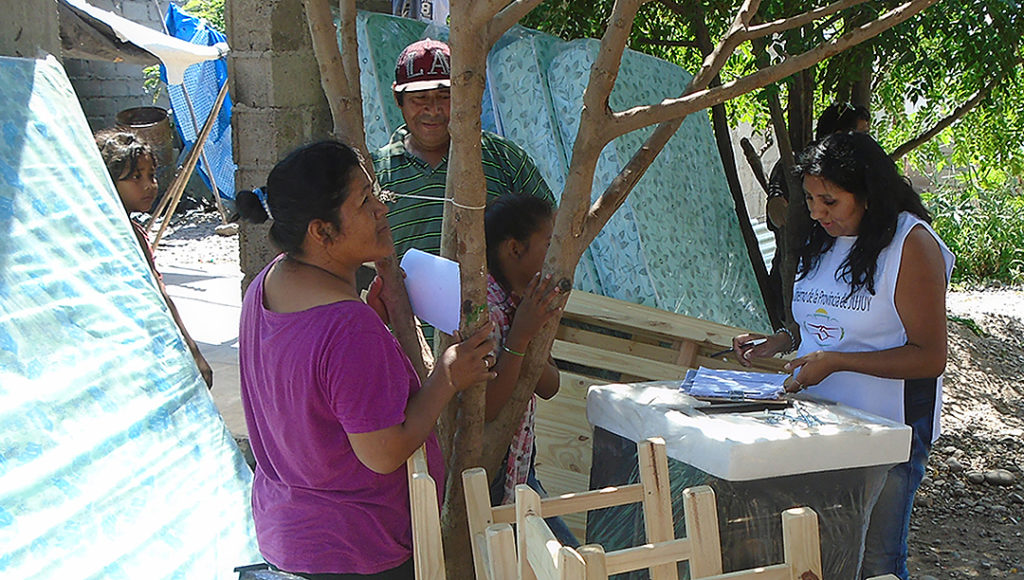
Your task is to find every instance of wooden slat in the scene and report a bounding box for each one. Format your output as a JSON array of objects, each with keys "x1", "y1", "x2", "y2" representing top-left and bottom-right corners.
[
  {"x1": 638, "y1": 439, "x2": 677, "y2": 580},
  {"x1": 407, "y1": 446, "x2": 444, "y2": 580},
  {"x1": 557, "y1": 325, "x2": 683, "y2": 365},
  {"x1": 563, "y1": 291, "x2": 756, "y2": 347},
  {"x1": 517, "y1": 485, "x2": 543, "y2": 580},
  {"x1": 699, "y1": 564, "x2": 792, "y2": 580},
  {"x1": 683, "y1": 486, "x2": 723, "y2": 578},
  {"x1": 492, "y1": 484, "x2": 645, "y2": 524},
  {"x1": 484, "y1": 524, "x2": 517, "y2": 580},
  {"x1": 552, "y1": 341, "x2": 692, "y2": 382},
  {"x1": 463, "y1": 467, "x2": 495, "y2": 580},
  {"x1": 603, "y1": 539, "x2": 693, "y2": 576},
  {"x1": 781, "y1": 507, "x2": 822, "y2": 580}
]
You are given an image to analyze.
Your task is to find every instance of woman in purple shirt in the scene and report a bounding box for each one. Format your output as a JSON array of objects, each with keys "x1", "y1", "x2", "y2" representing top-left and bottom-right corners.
[{"x1": 236, "y1": 141, "x2": 495, "y2": 579}]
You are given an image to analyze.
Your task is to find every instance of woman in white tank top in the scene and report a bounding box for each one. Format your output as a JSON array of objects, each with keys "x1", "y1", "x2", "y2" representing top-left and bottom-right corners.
[{"x1": 733, "y1": 132, "x2": 953, "y2": 580}]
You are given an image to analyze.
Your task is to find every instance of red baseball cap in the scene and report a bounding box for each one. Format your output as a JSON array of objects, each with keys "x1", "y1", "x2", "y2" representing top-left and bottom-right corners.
[{"x1": 393, "y1": 38, "x2": 451, "y2": 93}]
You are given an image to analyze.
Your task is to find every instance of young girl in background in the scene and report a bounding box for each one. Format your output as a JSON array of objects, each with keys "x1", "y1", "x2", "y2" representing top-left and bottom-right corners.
[
  {"x1": 484, "y1": 193, "x2": 577, "y2": 545},
  {"x1": 94, "y1": 129, "x2": 213, "y2": 388}
]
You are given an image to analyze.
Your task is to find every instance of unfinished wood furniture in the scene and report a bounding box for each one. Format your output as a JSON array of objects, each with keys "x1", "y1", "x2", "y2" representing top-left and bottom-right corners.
[
  {"x1": 519, "y1": 484, "x2": 823, "y2": 580},
  {"x1": 407, "y1": 445, "x2": 445, "y2": 580},
  {"x1": 463, "y1": 438, "x2": 712, "y2": 580},
  {"x1": 537, "y1": 290, "x2": 790, "y2": 537}
]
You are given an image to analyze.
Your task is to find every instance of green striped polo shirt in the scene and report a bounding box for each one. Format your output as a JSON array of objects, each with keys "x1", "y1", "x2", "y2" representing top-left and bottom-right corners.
[{"x1": 372, "y1": 126, "x2": 555, "y2": 260}]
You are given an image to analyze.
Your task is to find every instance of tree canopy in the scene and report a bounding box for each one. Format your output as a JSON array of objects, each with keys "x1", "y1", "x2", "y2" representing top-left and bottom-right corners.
[{"x1": 523, "y1": 0, "x2": 1024, "y2": 187}]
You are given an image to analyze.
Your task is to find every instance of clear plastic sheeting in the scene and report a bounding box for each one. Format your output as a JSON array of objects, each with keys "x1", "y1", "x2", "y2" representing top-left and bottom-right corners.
[
  {"x1": 586, "y1": 382, "x2": 910, "y2": 580},
  {"x1": 0, "y1": 55, "x2": 259, "y2": 579}
]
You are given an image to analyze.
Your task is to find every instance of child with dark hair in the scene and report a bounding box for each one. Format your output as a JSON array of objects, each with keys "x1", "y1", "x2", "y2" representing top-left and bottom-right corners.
[
  {"x1": 483, "y1": 193, "x2": 577, "y2": 546},
  {"x1": 94, "y1": 129, "x2": 213, "y2": 388}
]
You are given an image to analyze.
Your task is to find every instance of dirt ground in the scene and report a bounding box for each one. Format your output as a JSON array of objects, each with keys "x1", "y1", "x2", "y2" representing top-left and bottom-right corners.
[
  {"x1": 158, "y1": 209, "x2": 1024, "y2": 579},
  {"x1": 906, "y1": 290, "x2": 1024, "y2": 579}
]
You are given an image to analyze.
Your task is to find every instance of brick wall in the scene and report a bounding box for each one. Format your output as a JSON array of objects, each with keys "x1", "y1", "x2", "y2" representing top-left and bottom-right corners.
[{"x1": 64, "y1": 0, "x2": 173, "y2": 132}]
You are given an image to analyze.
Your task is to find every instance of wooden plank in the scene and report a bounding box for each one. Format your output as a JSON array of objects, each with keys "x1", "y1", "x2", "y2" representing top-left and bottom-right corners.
[
  {"x1": 463, "y1": 468, "x2": 495, "y2": 580},
  {"x1": 557, "y1": 326, "x2": 682, "y2": 365},
  {"x1": 484, "y1": 524, "x2": 517, "y2": 580},
  {"x1": 517, "y1": 485, "x2": 543, "y2": 580},
  {"x1": 781, "y1": 507, "x2": 822, "y2": 580},
  {"x1": 578, "y1": 545, "x2": 608, "y2": 580},
  {"x1": 683, "y1": 486, "x2": 723, "y2": 578},
  {"x1": 698, "y1": 564, "x2": 791, "y2": 580},
  {"x1": 563, "y1": 291, "x2": 756, "y2": 347},
  {"x1": 639, "y1": 439, "x2": 678, "y2": 580},
  {"x1": 603, "y1": 539, "x2": 693, "y2": 576},
  {"x1": 552, "y1": 341, "x2": 692, "y2": 382},
  {"x1": 407, "y1": 446, "x2": 444, "y2": 580}
]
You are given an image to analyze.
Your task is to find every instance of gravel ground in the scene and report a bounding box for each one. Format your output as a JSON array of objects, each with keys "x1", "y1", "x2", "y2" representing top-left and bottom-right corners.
[{"x1": 155, "y1": 209, "x2": 1024, "y2": 579}]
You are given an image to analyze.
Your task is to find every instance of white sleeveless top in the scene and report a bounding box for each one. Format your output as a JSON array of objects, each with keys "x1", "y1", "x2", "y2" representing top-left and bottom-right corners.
[{"x1": 791, "y1": 212, "x2": 954, "y2": 442}]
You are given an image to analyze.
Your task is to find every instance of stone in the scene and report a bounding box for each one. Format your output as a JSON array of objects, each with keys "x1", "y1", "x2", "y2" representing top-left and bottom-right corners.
[
  {"x1": 1009, "y1": 492, "x2": 1024, "y2": 504},
  {"x1": 967, "y1": 471, "x2": 986, "y2": 484},
  {"x1": 946, "y1": 457, "x2": 965, "y2": 472},
  {"x1": 984, "y1": 469, "x2": 1016, "y2": 486}
]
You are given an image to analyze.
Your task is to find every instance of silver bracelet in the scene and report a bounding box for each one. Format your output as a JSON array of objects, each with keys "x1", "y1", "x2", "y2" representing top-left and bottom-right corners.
[{"x1": 775, "y1": 327, "x2": 796, "y2": 354}]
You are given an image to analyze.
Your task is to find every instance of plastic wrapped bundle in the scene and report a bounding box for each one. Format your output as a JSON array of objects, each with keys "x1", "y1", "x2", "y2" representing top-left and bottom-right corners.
[{"x1": 0, "y1": 55, "x2": 259, "y2": 579}]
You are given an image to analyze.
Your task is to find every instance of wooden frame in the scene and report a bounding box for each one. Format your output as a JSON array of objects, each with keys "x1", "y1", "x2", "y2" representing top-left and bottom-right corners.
[
  {"x1": 521, "y1": 490, "x2": 823, "y2": 580},
  {"x1": 407, "y1": 445, "x2": 445, "y2": 580},
  {"x1": 463, "y1": 438, "x2": 718, "y2": 580}
]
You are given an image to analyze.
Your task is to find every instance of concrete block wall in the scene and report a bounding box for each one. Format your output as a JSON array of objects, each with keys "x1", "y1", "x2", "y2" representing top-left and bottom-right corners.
[
  {"x1": 1, "y1": 0, "x2": 60, "y2": 59},
  {"x1": 229, "y1": 0, "x2": 332, "y2": 291},
  {"x1": 63, "y1": 0, "x2": 173, "y2": 132},
  {"x1": 229, "y1": 0, "x2": 389, "y2": 291}
]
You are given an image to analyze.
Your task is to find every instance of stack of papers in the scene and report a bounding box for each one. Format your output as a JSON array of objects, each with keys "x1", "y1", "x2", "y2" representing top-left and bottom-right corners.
[{"x1": 681, "y1": 367, "x2": 787, "y2": 400}]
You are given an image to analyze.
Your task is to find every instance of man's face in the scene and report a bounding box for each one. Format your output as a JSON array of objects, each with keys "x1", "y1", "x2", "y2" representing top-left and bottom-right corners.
[{"x1": 398, "y1": 87, "x2": 451, "y2": 151}]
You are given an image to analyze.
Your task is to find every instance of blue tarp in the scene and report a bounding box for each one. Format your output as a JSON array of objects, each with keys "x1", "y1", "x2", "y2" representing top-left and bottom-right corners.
[
  {"x1": 0, "y1": 54, "x2": 258, "y2": 579},
  {"x1": 161, "y1": 3, "x2": 236, "y2": 201}
]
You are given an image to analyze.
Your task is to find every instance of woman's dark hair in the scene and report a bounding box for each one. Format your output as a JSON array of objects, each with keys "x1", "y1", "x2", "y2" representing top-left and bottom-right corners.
[
  {"x1": 793, "y1": 131, "x2": 931, "y2": 296},
  {"x1": 815, "y1": 102, "x2": 871, "y2": 140},
  {"x1": 236, "y1": 140, "x2": 362, "y2": 255},
  {"x1": 485, "y1": 193, "x2": 554, "y2": 290},
  {"x1": 94, "y1": 129, "x2": 156, "y2": 182}
]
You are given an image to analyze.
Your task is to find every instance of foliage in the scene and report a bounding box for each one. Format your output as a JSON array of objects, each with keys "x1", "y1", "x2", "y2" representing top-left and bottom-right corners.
[
  {"x1": 867, "y1": 0, "x2": 1024, "y2": 187},
  {"x1": 924, "y1": 182, "x2": 1024, "y2": 285},
  {"x1": 182, "y1": 0, "x2": 226, "y2": 33}
]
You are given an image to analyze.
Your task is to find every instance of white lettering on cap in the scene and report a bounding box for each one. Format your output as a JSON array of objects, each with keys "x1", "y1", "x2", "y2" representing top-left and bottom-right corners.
[{"x1": 428, "y1": 48, "x2": 449, "y2": 76}]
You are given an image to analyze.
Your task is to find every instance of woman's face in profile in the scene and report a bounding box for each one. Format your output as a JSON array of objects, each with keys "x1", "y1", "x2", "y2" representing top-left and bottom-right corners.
[{"x1": 803, "y1": 175, "x2": 866, "y2": 238}]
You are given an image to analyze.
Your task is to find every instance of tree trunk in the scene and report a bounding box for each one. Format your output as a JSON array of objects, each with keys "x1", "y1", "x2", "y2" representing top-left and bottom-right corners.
[{"x1": 436, "y1": 4, "x2": 493, "y2": 576}]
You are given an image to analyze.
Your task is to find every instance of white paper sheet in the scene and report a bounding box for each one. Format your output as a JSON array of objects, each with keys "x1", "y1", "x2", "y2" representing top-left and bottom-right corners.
[
  {"x1": 684, "y1": 367, "x2": 788, "y2": 400},
  {"x1": 399, "y1": 249, "x2": 461, "y2": 335}
]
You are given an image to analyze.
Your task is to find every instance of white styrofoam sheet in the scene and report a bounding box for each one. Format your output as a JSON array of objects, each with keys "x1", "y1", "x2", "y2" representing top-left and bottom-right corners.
[{"x1": 587, "y1": 382, "x2": 911, "y2": 481}]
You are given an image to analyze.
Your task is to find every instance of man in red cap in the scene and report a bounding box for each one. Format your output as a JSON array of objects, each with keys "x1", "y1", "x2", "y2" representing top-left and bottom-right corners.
[{"x1": 373, "y1": 38, "x2": 554, "y2": 263}]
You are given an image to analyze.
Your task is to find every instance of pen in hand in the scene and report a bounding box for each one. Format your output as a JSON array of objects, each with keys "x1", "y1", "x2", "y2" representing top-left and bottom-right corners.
[{"x1": 709, "y1": 337, "x2": 768, "y2": 359}]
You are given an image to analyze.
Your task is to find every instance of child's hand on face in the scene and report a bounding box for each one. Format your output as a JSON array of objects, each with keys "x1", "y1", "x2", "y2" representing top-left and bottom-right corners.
[{"x1": 506, "y1": 273, "x2": 564, "y2": 349}]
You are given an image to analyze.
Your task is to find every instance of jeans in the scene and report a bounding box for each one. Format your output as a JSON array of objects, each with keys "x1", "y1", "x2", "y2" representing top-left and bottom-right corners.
[{"x1": 860, "y1": 393, "x2": 933, "y2": 580}]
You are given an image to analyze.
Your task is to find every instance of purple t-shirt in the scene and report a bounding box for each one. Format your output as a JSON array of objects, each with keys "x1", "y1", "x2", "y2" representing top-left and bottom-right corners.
[{"x1": 239, "y1": 257, "x2": 444, "y2": 574}]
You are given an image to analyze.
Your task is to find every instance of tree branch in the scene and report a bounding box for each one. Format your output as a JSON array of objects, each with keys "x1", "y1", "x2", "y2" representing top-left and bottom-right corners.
[
  {"x1": 637, "y1": 38, "x2": 700, "y2": 48},
  {"x1": 689, "y1": 0, "x2": 761, "y2": 90},
  {"x1": 584, "y1": 0, "x2": 937, "y2": 245},
  {"x1": 488, "y1": 0, "x2": 545, "y2": 45},
  {"x1": 890, "y1": 61, "x2": 1019, "y2": 160},
  {"x1": 611, "y1": 0, "x2": 938, "y2": 138},
  {"x1": 743, "y1": 0, "x2": 868, "y2": 41}
]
